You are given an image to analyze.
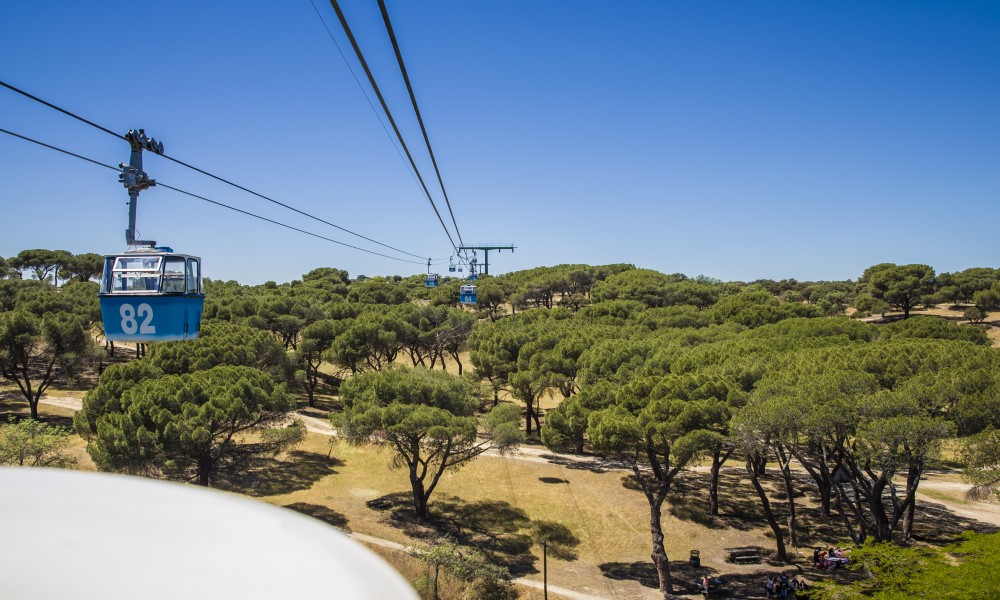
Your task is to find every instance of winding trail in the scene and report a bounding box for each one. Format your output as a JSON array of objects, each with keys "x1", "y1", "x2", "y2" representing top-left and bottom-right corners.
[{"x1": 38, "y1": 395, "x2": 619, "y2": 599}]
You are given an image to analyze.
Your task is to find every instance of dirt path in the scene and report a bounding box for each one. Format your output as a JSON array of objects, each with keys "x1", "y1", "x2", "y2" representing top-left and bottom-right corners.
[
  {"x1": 350, "y1": 531, "x2": 611, "y2": 600},
  {"x1": 34, "y1": 395, "x2": 617, "y2": 599},
  {"x1": 37, "y1": 395, "x2": 85, "y2": 412},
  {"x1": 36, "y1": 396, "x2": 1000, "y2": 552}
]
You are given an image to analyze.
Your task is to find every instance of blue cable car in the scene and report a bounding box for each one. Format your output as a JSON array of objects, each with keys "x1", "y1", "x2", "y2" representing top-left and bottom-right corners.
[
  {"x1": 99, "y1": 249, "x2": 204, "y2": 342},
  {"x1": 425, "y1": 259, "x2": 439, "y2": 288},
  {"x1": 98, "y1": 129, "x2": 205, "y2": 343},
  {"x1": 459, "y1": 284, "x2": 477, "y2": 305}
]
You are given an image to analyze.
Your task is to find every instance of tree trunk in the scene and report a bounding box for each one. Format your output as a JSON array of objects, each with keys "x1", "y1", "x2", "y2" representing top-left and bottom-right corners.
[
  {"x1": 649, "y1": 493, "x2": 672, "y2": 597},
  {"x1": 790, "y1": 446, "x2": 833, "y2": 518},
  {"x1": 410, "y1": 467, "x2": 429, "y2": 520},
  {"x1": 305, "y1": 372, "x2": 317, "y2": 408},
  {"x1": 631, "y1": 460, "x2": 673, "y2": 597},
  {"x1": 410, "y1": 476, "x2": 428, "y2": 521},
  {"x1": 709, "y1": 447, "x2": 732, "y2": 516},
  {"x1": 745, "y1": 457, "x2": 788, "y2": 561},
  {"x1": 832, "y1": 484, "x2": 860, "y2": 544},
  {"x1": 901, "y1": 463, "x2": 921, "y2": 540},
  {"x1": 868, "y1": 478, "x2": 891, "y2": 541},
  {"x1": 197, "y1": 456, "x2": 212, "y2": 486},
  {"x1": 775, "y1": 445, "x2": 798, "y2": 549},
  {"x1": 449, "y1": 351, "x2": 463, "y2": 375}
]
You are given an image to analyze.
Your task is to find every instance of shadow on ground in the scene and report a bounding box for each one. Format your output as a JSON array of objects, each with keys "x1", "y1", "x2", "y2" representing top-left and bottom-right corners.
[
  {"x1": 600, "y1": 560, "x2": 827, "y2": 599},
  {"x1": 283, "y1": 501, "x2": 351, "y2": 532},
  {"x1": 911, "y1": 500, "x2": 999, "y2": 543},
  {"x1": 539, "y1": 476, "x2": 569, "y2": 484},
  {"x1": 217, "y1": 450, "x2": 342, "y2": 497},
  {"x1": 0, "y1": 401, "x2": 77, "y2": 430},
  {"x1": 367, "y1": 492, "x2": 581, "y2": 577}
]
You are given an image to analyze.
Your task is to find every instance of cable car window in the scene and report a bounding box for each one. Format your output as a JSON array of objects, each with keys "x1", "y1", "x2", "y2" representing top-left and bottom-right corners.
[
  {"x1": 114, "y1": 256, "x2": 161, "y2": 272},
  {"x1": 110, "y1": 255, "x2": 162, "y2": 293},
  {"x1": 187, "y1": 259, "x2": 201, "y2": 295},
  {"x1": 100, "y1": 257, "x2": 115, "y2": 294},
  {"x1": 162, "y1": 257, "x2": 186, "y2": 293},
  {"x1": 112, "y1": 271, "x2": 160, "y2": 293}
]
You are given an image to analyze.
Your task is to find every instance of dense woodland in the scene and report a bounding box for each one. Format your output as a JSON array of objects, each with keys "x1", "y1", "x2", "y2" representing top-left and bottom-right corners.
[{"x1": 3, "y1": 248, "x2": 1000, "y2": 599}]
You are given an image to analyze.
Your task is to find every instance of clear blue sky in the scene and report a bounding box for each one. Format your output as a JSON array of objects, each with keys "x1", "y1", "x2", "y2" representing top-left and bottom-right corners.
[{"x1": 2, "y1": 1, "x2": 999, "y2": 285}]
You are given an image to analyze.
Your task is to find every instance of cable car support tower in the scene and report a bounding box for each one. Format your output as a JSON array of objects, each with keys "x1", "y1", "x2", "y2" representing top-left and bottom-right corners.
[{"x1": 456, "y1": 244, "x2": 515, "y2": 276}]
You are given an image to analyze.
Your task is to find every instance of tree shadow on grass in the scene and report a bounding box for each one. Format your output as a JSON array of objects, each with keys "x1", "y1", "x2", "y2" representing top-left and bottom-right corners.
[
  {"x1": 620, "y1": 468, "x2": 767, "y2": 532},
  {"x1": 539, "y1": 476, "x2": 569, "y2": 484},
  {"x1": 283, "y1": 502, "x2": 350, "y2": 532},
  {"x1": 367, "y1": 493, "x2": 540, "y2": 576},
  {"x1": 911, "y1": 499, "x2": 999, "y2": 543},
  {"x1": 600, "y1": 560, "x2": 827, "y2": 599},
  {"x1": 538, "y1": 452, "x2": 628, "y2": 474},
  {"x1": 600, "y1": 560, "x2": 725, "y2": 594},
  {"x1": 217, "y1": 450, "x2": 342, "y2": 497},
  {"x1": 0, "y1": 407, "x2": 76, "y2": 430},
  {"x1": 599, "y1": 560, "x2": 660, "y2": 589}
]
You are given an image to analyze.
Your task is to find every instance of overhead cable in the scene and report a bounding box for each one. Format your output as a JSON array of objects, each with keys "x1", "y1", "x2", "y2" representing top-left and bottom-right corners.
[
  {"x1": 156, "y1": 152, "x2": 426, "y2": 259},
  {"x1": 0, "y1": 81, "x2": 124, "y2": 141},
  {"x1": 0, "y1": 79, "x2": 428, "y2": 261},
  {"x1": 376, "y1": 0, "x2": 464, "y2": 248},
  {"x1": 0, "y1": 127, "x2": 432, "y2": 265},
  {"x1": 326, "y1": 0, "x2": 459, "y2": 253},
  {"x1": 307, "y1": 0, "x2": 419, "y2": 187}
]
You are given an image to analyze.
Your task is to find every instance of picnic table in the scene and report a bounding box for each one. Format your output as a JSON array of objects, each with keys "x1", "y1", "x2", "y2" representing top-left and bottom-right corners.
[{"x1": 724, "y1": 546, "x2": 761, "y2": 564}]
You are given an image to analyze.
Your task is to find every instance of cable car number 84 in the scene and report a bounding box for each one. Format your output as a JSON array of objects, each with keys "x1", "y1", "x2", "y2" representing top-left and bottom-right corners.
[{"x1": 120, "y1": 303, "x2": 156, "y2": 335}]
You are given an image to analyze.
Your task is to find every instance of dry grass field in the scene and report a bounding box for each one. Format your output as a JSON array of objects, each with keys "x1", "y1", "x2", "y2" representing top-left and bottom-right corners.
[{"x1": 5, "y1": 306, "x2": 1000, "y2": 599}]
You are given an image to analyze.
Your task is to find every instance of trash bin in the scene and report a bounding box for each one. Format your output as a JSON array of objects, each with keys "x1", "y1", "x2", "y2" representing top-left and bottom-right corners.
[{"x1": 690, "y1": 549, "x2": 700, "y2": 567}]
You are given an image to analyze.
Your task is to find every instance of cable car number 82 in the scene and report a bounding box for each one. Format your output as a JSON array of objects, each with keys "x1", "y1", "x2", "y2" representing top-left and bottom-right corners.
[{"x1": 120, "y1": 303, "x2": 156, "y2": 335}]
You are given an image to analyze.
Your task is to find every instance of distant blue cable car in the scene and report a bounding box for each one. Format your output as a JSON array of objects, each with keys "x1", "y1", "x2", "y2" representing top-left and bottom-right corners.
[
  {"x1": 467, "y1": 273, "x2": 478, "y2": 282},
  {"x1": 99, "y1": 249, "x2": 204, "y2": 342},
  {"x1": 459, "y1": 284, "x2": 477, "y2": 305},
  {"x1": 425, "y1": 259, "x2": 440, "y2": 288}
]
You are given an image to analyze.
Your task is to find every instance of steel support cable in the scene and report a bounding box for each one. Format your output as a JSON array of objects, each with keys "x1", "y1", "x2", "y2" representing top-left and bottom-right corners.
[
  {"x1": 0, "y1": 81, "x2": 125, "y2": 141},
  {"x1": 0, "y1": 127, "x2": 120, "y2": 172},
  {"x1": 376, "y1": 0, "x2": 464, "y2": 248},
  {"x1": 327, "y1": 0, "x2": 459, "y2": 254},
  {"x1": 308, "y1": 0, "x2": 420, "y2": 190},
  {"x1": 1, "y1": 79, "x2": 428, "y2": 262},
  {"x1": 155, "y1": 183, "x2": 427, "y2": 264},
  {"x1": 0, "y1": 127, "x2": 430, "y2": 265},
  {"x1": 156, "y1": 152, "x2": 426, "y2": 259}
]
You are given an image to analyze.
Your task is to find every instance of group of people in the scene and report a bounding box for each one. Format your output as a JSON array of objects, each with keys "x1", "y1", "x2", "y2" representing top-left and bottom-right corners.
[
  {"x1": 697, "y1": 575, "x2": 725, "y2": 595},
  {"x1": 764, "y1": 574, "x2": 807, "y2": 599},
  {"x1": 813, "y1": 546, "x2": 849, "y2": 569}
]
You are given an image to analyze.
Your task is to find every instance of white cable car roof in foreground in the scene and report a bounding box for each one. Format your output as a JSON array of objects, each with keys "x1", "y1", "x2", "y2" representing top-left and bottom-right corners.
[{"x1": 0, "y1": 468, "x2": 417, "y2": 600}]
